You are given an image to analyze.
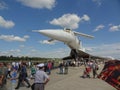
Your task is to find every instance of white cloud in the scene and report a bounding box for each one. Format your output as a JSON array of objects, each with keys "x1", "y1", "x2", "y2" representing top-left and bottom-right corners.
[
  {"x1": 0, "y1": 1, "x2": 8, "y2": 10},
  {"x1": 9, "y1": 49, "x2": 21, "y2": 53},
  {"x1": 31, "y1": 49, "x2": 37, "y2": 52},
  {"x1": 19, "y1": 45, "x2": 25, "y2": 48},
  {"x1": 32, "y1": 48, "x2": 70, "y2": 58},
  {"x1": 2, "y1": 42, "x2": 120, "y2": 59},
  {"x1": 7, "y1": 47, "x2": 69, "y2": 58},
  {"x1": 109, "y1": 24, "x2": 120, "y2": 32},
  {"x1": 108, "y1": 23, "x2": 113, "y2": 26},
  {"x1": 0, "y1": 49, "x2": 21, "y2": 56},
  {"x1": 0, "y1": 35, "x2": 29, "y2": 42},
  {"x1": 0, "y1": 16, "x2": 15, "y2": 29},
  {"x1": 23, "y1": 35, "x2": 29, "y2": 39},
  {"x1": 39, "y1": 40, "x2": 55, "y2": 45},
  {"x1": 86, "y1": 43, "x2": 120, "y2": 59},
  {"x1": 17, "y1": 0, "x2": 56, "y2": 9},
  {"x1": 81, "y1": 14, "x2": 90, "y2": 21},
  {"x1": 49, "y1": 14, "x2": 90, "y2": 29},
  {"x1": 92, "y1": 0, "x2": 102, "y2": 6},
  {"x1": 116, "y1": 48, "x2": 120, "y2": 51},
  {"x1": 93, "y1": 24, "x2": 105, "y2": 32}
]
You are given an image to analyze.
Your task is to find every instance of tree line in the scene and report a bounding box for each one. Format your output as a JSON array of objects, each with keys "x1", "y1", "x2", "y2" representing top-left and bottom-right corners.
[{"x1": 0, "y1": 55, "x2": 60, "y2": 62}]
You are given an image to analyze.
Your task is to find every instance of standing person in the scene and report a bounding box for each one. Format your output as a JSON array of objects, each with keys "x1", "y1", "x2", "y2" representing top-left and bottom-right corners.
[
  {"x1": 34, "y1": 63, "x2": 50, "y2": 90},
  {"x1": 0, "y1": 62, "x2": 7, "y2": 90},
  {"x1": 10, "y1": 68, "x2": 17, "y2": 90},
  {"x1": 92, "y1": 62, "x2": 98, "y2": 78},
  {"x1": 59, "y1": 62, "x2": 63, "y2": 74},
  {"x1": 44, "y1": 62, "x2": 48, "y2": 72},
  {"x1": 47, "y1": 61, "x2": 52, "y2": 75},
  {"x1": 64, "y1": 61, "x2": 69, "y2": 74},
  {"x1": 15, "y1": 62, "x2": 31, "y2": 89},
  {"x1": 7, "y1": 63, "x2": 12, "y2": 78},
  {"x1": 30, "y1": 65, "x2": 36, "y2": 78}
]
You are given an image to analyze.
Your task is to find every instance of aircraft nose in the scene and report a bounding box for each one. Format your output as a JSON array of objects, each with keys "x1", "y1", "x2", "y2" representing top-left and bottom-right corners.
[
  {"x1": 39, "y1": 30, "x2": 54, "y2": 36},
  {"x1": 38, "y1": 30, "x2": 70, "y2": 41},
  {"x1": 34, "y1": 29, "x2": 73, "y2": 42}
]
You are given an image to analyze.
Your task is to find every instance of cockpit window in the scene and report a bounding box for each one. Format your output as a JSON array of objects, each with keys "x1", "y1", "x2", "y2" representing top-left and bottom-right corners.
[{"x1": 64, "y1": 28, "x2": 71, "y2": 33}]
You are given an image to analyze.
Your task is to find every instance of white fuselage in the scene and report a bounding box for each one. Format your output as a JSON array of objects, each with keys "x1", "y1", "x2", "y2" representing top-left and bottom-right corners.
[{"x1": 39, "y1": 29, "x2": 81, "y2": 50}]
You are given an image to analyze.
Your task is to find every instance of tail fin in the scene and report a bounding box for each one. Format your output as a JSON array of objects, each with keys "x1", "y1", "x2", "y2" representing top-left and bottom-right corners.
[{"x1": 79, "y1": 40, "x2": 85, "y2": 52}]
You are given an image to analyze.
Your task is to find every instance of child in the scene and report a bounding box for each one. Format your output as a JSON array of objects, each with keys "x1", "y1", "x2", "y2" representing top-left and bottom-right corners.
[{"x1": 10, "y1": 68, "x2": 17, "y2": 90}]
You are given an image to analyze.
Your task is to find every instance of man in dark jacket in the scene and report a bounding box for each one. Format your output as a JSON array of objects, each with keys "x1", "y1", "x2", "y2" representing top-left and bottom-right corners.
[{"x1": 15, "y1": 62, "x2": 30, "y2": 89}]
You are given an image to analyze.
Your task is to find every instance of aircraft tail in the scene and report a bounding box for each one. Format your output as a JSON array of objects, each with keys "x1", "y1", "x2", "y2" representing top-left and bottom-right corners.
[{"x1": 79, "y1": 41, "x2": 85, "y2": 52}]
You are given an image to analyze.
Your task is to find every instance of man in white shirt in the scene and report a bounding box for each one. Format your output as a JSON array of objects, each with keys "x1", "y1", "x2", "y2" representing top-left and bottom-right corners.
[{"x1": 34, "y1": 63, "x2": 50, "y2": 90}]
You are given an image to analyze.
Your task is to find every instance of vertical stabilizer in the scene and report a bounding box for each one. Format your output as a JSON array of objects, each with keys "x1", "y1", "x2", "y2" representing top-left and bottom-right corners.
[{"x1": 79, "y1": 40, "x2": 85, "y2": 52}]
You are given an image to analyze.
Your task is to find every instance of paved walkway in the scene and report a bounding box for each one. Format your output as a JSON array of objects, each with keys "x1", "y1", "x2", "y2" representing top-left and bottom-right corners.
[{"x1": 6, "y1": 64, "x2": 116, "y2": 90}]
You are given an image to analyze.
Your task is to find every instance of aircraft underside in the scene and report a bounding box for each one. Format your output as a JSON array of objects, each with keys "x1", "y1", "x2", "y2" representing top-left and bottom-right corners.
[
  {"x1": 62, "y1": 49, "x2": 90, "y2": 61},
  {"x1": 62, "y1": 49, "x2": 107, "y2": 61}
]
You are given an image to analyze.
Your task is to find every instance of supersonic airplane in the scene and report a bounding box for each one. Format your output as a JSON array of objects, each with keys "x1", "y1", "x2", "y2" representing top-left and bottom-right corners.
[{"x1": 33, "y1": 28, "x2": 96, "y2": 60}]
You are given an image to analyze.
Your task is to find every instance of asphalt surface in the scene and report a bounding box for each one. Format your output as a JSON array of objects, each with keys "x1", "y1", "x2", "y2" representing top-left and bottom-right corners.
[{"x1": 6, "y1": 64, "x2": 116, "y2": 90}]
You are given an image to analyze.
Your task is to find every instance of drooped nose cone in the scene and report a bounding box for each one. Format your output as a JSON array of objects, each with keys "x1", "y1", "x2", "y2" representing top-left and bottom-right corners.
[
  {"x1": 39, "y1": 30, "x2": 55, "y2": 37},
  {"x1": 39, "y1": 30, "x2": 73, "y2": 42}
]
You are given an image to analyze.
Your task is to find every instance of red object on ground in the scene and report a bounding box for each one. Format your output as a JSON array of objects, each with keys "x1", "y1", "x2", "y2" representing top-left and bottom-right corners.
[{"x1": 98, "y1": 60, "x2": 120, "y2": 90}]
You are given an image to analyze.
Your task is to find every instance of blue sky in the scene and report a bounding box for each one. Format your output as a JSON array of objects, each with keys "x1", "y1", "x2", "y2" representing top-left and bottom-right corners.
[{"x1": 0, "y1": 0, "x2": 120, "y2": 59}]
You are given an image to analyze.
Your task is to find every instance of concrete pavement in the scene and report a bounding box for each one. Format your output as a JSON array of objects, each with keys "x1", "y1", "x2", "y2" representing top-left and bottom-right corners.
[{"x1": 6, "y1": 64, "x2": 116, "y2": 90}]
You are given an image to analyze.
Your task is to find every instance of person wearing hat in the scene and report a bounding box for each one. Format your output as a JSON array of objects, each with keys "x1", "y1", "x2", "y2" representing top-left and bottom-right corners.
[{"x1": 33, "y1": 63, "x2": 50, "y2": 90}]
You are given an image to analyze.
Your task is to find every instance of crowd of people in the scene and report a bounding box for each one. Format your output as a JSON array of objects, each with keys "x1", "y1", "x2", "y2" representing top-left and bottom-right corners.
[
  {"x1": 82, "y1": 60, "x2": 99, "y2": 78},
  {"x1": 0, "y1": 60, "x2": 54, "y2": 90},
  {"x1": 0, "y1": 62, "x2": 31, "y2": 90},
  {"x1": 0, "y1": 59, "x2": 101, "y2": 90},
  {"x1": 59, "y1": 61, "x2": 69, "y2": 74}
]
